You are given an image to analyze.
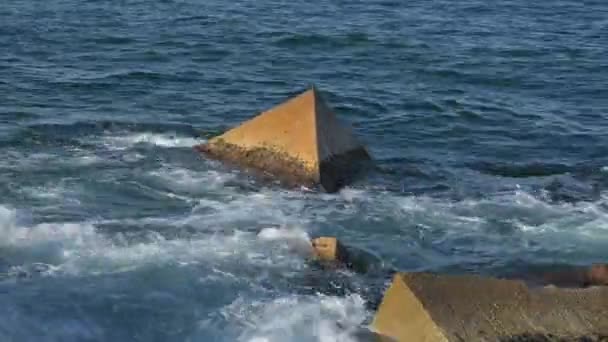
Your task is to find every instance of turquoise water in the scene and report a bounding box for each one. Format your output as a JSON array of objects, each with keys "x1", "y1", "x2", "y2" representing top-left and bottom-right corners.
[{"x1": 1, "y1": 0, "x2": 607, "y2": 341}]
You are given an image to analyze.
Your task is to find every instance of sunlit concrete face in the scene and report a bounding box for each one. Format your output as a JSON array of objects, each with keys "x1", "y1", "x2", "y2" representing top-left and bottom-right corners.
[
  {"x1": 372, "y1": 273, "x2": 608, "y2": 342},
  {"x1": 196, "y1": 87, "x2": 371, "y2": 192}
]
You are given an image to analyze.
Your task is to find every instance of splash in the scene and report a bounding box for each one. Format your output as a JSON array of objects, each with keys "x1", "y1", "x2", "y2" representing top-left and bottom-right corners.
[
  {"x1": 0, "y1": 205, "x2": 314, "y2": 278},
  {"x1": 257, "y1": 226, "x2": 314, "y2": 257},
  {"x1": 233, "y1": 294, "x2": 369, "y2": 342},
  {"x1": 0, "y1": 148, "x2": 104, "y2": 172},
  {"x1": 102, "y1": 132, "x2": 205, "y2": 150},
  {"x1": 148, "y1": 164, "x2": 237, "y2": 194},
  {"x1": 0, "y1": 205, "x2": 103, "y2": 273},
  {"x1": 0, "y1": 206, "x2": 18, "y2": 245}
]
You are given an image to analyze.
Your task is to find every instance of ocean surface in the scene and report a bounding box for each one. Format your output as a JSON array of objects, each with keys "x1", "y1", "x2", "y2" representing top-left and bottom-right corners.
[{"x1": 1, "y1": 0, "x2": 607, "y2": 341}]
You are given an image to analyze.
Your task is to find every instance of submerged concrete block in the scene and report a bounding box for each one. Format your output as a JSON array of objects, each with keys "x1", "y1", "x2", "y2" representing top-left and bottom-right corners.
[
  {"x1": 372, "y1": 272, "x2": 608, "y2": 342},
  {"x1": 311, "y1": 237, "x2": 347, "y2": 262},
  {"x1": 310, "y1": 236, "x2": 385, "y2": 275},
  {"x1": 196, "y1": 87, "x2": 371, "y2": 192}
]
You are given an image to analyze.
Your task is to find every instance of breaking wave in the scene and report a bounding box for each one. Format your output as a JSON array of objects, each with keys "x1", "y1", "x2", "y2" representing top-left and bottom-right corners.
[
  {"x1": 101, "y1": 132, "x2": 206, "y2": 150},
  {"x1": 0, "y1": 205, "x2": 317, "y2": 279},
  {"x1": 2, "y1": 158, "x2": 608, "y2": 341},
  {"x1": 4, "y1": 173, "x2": 607, "y2": 278},
  {"x1": 234, "y1": 294, "x2": 369, "y2": 342}
]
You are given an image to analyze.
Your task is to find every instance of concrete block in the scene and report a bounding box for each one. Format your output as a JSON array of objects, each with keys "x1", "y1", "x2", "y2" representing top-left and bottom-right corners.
[
  {"x1": 311, "y1": 236, "x2": 348, "y2": 262},
  {"x1": 372, "y1": 272, "x2": 608, "y2": 341},
  {"x1": 196, "y1": 87, "x2": 371, "y2": 192}
]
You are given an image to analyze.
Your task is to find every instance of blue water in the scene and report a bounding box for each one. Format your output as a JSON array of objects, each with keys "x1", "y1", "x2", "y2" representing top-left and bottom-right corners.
[{"x1": 1, "y1": 0, "x2": 608, "y2": 341}]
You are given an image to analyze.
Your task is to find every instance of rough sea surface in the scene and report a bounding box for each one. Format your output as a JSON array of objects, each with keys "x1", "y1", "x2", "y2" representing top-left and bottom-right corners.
[{"x1": 1, "y1": 0, "x2": 607, "y2": 341}]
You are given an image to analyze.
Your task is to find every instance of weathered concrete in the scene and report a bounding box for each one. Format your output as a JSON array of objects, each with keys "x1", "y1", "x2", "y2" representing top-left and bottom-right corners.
[
  {"x1": 589, "y1": 264, "x2": 608, "y2": 285},
  {"x1": 195, "y1": 87, "x2": 371, "y2": 192},
  {"x1": 372, "y1": 272, "x2": 608, "y2": 342},
  {"x1": 311, "y1": 237, "x2": 347, "y2": 262},
  {"x1": 539, "y1": 264, "x2": 608, "y2": 288},
  {"x1": 310, "y1": 236, "x2": 387, "y2": 275}
]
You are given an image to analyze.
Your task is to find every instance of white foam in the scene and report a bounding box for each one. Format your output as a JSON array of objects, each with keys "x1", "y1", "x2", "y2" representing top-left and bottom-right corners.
[
  {"x1": 0, "y1": 149, "x2": 104, "y2": 171},
  {"x1": 67, "y1": 147, "x2": 104, "y2": 166},
  {"x1": 234, "y1": 294, "x2": 369, "y2": 342},
  {"x1": 74, "y1": 154, "x2": 103, "y2": 165},
  {"x1": 338, "y1": 187, "x2": 367, "y2": 202},
  {"x1": 0, "y1": 151, "x2": 55, "y2": 170},
  {"x1": 175, "y1": 181, "x2": 608, "y2": 260},
  {"x1": 121, "y1": 152, "x2": 145, "y2": 162},
  {"x1": 400, "y1": 190, "x2": 608, "y2": 256},
  {"x1": 258, "y1": 226, "x2": 313, "y2": 257},
  {"x1": 4, "y1": 176, "x2": 608, "y2": 284},
  {"x1": 149, "y1": 165, "x2": 236, "y2": 193},
  {"x1": 257, "y1": 226, "x2": 311, "y2": 243},
  {"x1": 0, "y1": 206, "x2": 18, "y2": 245},
  {"x1": 186, "y1": 189, "x2": 315, "y2": 230},
  {"x1": 0, "y1": 205, "x2": 312, "y2": 277},
  {"x1": 0, "y1": 206, "x2": 102, "y2": 268},
  {"x1": 17, "y1": 184, "x2": 81, "y2": 204},
  {"x1": 103, "y1": 132, "x2": 205, "y2": 150}
]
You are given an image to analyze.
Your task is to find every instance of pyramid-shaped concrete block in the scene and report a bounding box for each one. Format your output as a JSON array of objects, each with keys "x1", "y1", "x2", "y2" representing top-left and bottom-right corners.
[
  {"x1": 196, "y1": 87, "x2": 371, "y2": 192},
  {"x1": 371, "y1": 272, "x2": 608, "y2": 341}
]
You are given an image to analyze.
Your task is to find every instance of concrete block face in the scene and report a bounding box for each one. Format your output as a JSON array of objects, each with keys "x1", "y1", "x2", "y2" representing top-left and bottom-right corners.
[
  {"x1": 372, "y1": 273, "x2": 608, "y2": 342},
  {"x1": 311, "y1": 237, "x2": 341, "y2": 262},
  {"x1": 197, "y1": 87, "x2": 370, "y2": 192}
]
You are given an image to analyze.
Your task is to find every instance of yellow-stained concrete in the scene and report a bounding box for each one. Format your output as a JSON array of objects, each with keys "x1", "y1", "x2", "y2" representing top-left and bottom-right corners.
[
  {"x1": 198, "y1": 87, "x2": 370, "y2": 192},
  {"x1": 209, "y1": 88, "x2": 320, "y2": 175},
  {"x1": 311, "y1": 237, "x2": 343, "y2": 262},
  {"x1": 372, "y1": 273, "x2": 608, "y2": 341},
  {"x1": 372, "y1": 273, "x2": 448, "y2": 342}
]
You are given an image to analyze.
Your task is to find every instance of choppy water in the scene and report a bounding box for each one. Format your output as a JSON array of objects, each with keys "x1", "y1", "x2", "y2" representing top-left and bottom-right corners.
[{"x1": 1, "y1": 0, "x2": 608, "y2": 341}]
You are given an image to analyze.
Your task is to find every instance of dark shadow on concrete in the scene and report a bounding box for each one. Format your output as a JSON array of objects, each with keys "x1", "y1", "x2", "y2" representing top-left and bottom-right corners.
[{"x1": 498, "y1": 333, "x2": 608, "y2": 341}]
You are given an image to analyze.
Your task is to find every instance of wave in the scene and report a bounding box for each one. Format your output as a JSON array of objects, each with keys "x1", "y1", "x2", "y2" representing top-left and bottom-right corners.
[
  {"x1": 2, "y1": 121, "x2": 204, "y2": 149},
  {"x1": 88, "y1": 36, "x2": 136, "y2": 45},
  {"x1": 51, "y1": 70, "x2": 191, "y2": 84},
  {"x1": 273, "y1": 32, "x2": 372, "y2": 49},
  {"x1": 257, "y1": 226, "x2": 313, "y2": 257},
  {"x1": 0, "y1": 205, "x2": 315, "y2": 279},
  {"x1": 101, "y1": 132, "x2": 206, "y2": 150},
  {"x1": 110, "y1": 160, "x2": 608, "y2": 261},
  {"x1": 136, "y1": 169, "x2": 608, "y2": 270},
  {"x1": 4, "y1": 170, "x2": 607, "y2": 280},
  {"x1": 471, "y1": 161, "x2": 573, "y2": 178},
  {"x1": 147, "y1": 165, "x2": 237, "y2": 197},
  {"x1": 2, "y1": 183, "x2": 607, "y2": 341},
  {"x1": 0, "y1": 130, "x2": 205, "y2": 173},
  {"x1": 0, "y1": 148, "x2": 105, "y2": 173},
  {"x1": 232, "y1": 294, "x2": 369, "y2": 342}
]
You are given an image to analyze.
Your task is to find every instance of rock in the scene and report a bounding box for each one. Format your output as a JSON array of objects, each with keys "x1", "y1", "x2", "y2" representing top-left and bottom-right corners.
[
  {"x1": 195, "y1": 87, "x2": 371, "y2": 192},
  {"x1": 371, "y1": 272, "x2": 608, "y2": 342}
]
